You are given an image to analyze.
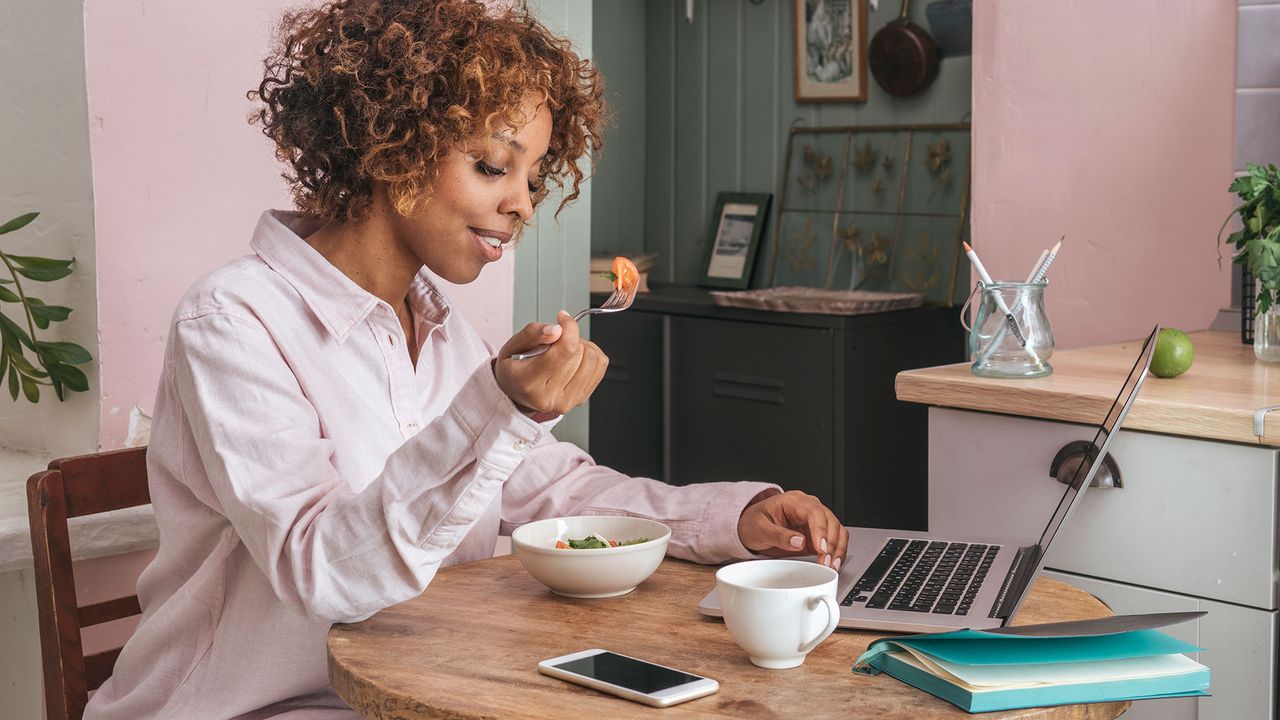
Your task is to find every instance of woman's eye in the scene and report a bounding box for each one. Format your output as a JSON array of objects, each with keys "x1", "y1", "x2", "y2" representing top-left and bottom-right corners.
[{"x1": 476, "y1": 161, "x2": 505, "y2": 178}]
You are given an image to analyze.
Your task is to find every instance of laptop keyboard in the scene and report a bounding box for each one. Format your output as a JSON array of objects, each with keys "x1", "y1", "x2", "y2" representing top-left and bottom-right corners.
[{"x1": 840, "y1": 538, "x2": 1000, "y2": 616}]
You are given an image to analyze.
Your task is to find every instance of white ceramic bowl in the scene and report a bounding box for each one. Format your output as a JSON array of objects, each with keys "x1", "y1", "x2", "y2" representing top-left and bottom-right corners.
[{"x1": 511, "y1": 516, "x2": 671, "y2": 598}]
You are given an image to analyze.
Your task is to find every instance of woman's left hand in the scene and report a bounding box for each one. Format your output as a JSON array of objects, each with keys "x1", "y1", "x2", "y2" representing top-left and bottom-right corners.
[{"x1": 737, "y1": 490, "x2": 848, "y2": 571}]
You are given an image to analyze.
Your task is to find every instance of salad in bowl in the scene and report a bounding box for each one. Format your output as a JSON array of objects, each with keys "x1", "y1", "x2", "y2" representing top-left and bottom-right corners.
[{"x1": 511, "y1": 516, "x2": 671, "y2": 598}]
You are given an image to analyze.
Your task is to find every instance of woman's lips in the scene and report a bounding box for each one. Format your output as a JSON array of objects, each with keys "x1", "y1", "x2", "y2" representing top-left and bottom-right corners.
[{"x1": 471, "y1": 229, "x2": 507, "y2": 262}]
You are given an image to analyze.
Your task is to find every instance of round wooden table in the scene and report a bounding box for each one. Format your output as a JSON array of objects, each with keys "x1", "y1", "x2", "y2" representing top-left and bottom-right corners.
[{"x1": 328, "y1": 554, "x2": 1130, "y2": 719}]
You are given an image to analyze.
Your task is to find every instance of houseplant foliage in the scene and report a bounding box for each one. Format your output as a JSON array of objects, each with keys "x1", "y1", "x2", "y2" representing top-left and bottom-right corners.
[
  {"x1": 0, "y1": 212, "x2": 91, "y2": 402},
  {"x1": 1221, "y1": 163, "x2": 1280, "y2": 313}
]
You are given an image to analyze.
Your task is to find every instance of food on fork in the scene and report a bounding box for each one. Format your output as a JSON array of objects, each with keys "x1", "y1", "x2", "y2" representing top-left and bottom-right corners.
[
  {"x1": 598, "y1": 256, "x2": 640, "y2": 293},
  {"x1": 553, "y1": 531, "x2": 652, "y2": 549}
]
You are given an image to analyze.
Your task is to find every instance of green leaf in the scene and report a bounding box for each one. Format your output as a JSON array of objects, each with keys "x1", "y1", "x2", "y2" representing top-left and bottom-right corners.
[
  {"x1": 7, "y1": 351, "x2": 48, "y2": 378},
  {"x1": 5, "y1": 255, "x2": 73, "y2": 271},
  {"x1": 0, "y1": 313, "x2": 34, "y2": 350},
  {"x1": 0, "y1": 348, "x2": 7, "y2": 385},
  {"x1": 37, "y1": 341, "x2": 91, "y2": 365},
  {"x1": 0, "y1": 286, "x2": 18, "y2": 303},
  {"x1": 46, "y1": 362, "x2": 87, "y2": 392},
  {"x1": 27, "y1": 300, "x2": 71, "y2": 329},
  {"x1": 7, "y1": 365, "x2": 17, "y2": 401},
  {"x1": 0, "y1": 212, "x2": 38, "y2": 235},
  {"x1": 14, "y1": 265, "x2": 72, "y2": 282},
  {"x1": 20, "y1": 374, "x2": 38, "y2": 403}
]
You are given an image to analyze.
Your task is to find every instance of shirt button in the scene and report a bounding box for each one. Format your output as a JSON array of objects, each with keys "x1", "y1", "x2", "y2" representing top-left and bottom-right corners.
[
  {"x1": 513, "y1": 439, "x2": 530, "y2": 452},
  {"x1": 407, "y1": 422, "x2": 419, "y2": 432}
]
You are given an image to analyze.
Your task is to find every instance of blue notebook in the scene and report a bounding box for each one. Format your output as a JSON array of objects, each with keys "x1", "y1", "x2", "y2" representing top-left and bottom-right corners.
[{"x1": 852, "y1": 612, "x2": 1210, "y2": 714}]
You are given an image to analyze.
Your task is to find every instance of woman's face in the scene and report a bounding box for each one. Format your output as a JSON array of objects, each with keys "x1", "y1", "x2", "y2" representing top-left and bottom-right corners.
[{"x1": 392, "y1": 100, "x2": 552, "y2": 285}]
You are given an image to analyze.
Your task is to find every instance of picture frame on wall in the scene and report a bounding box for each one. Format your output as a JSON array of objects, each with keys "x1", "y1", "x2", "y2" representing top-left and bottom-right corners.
[
  {"x1": 793, "y1": 0, "x2": 868, "y2": 102},
  {"x1": 698, "y1": 192, "x2": 772, "y2": 290}
]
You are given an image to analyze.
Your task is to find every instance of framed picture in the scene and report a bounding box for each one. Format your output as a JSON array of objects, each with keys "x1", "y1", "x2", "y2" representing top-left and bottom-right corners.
[
  {"x1": 793, "y1": 0, "x2": 868, "y2": 103},
  {"x1": 699, "y1": 192, "x2": 772, "y2": 290}
]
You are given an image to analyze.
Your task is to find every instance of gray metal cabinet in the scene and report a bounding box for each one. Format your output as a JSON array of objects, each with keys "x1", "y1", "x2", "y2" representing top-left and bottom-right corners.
[
  {"x1": 587, "y1": 310, "x2": 664, "y2": 481},
  {"x1": 668, "y1": 316, "x2": 835, "y2": 504},
  {"x1": 588, "y1": 286, "x2": 964, "y2": 528},
  {"x1": 928, "y1": 407, "x2": 1278, "y2": 719}
]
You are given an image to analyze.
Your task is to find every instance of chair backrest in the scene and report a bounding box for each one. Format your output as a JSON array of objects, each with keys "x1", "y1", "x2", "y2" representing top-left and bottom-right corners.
[{"x1": 26, "y1": 446, "x2": 150, "y2": 720}]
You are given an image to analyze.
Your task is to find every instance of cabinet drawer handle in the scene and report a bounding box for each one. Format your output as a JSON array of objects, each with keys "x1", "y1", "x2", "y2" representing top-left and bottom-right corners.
[
  {"x1": 712, "y1": 372, "x2": 784, "y2": 404},
  {"x1": 1049, "y1": 440, "x2": 1122, "y2": 489},
  {"x1": 603, "y1": 360, "x2": 630, "y2": 384}
]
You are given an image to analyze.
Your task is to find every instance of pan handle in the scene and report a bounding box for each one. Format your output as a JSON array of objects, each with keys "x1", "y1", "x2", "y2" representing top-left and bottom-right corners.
[{"x1": 899, "y1": 0, "x2": 911, "y2": 22}]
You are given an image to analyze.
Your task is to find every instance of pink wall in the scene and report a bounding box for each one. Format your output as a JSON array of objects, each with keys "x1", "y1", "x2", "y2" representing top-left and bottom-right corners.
[
  {"x1": 85, "y1": 1, "x2": 515, "y2": 449},
  {"x1": 971, "y1": 2, "x2": 1236, "y2": 349}
]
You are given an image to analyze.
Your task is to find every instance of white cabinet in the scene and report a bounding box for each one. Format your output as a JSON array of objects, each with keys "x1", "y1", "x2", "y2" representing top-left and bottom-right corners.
[{"x1": 928, "y1": 407, "x2": 1278, "y2": 720}]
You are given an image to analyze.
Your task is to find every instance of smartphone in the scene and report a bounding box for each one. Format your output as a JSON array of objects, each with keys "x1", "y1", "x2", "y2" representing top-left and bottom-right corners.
[{"x1": 538, "y1": 648, "x2": 719, "y2": 707}]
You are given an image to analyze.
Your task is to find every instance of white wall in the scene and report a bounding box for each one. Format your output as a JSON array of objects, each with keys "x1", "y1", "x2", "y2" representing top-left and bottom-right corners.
[
  {"x1": 0, "y1": 0, "x2": 100, "y2": 456},
  {"x1": 1237, "y1": 0, "x2": 1280, "y2": 170}
]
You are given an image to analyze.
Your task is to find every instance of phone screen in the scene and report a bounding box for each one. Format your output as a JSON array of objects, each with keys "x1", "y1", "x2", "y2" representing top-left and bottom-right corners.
[{"x1": 551, "y1": 652, "x2": 702, "y2": 694}]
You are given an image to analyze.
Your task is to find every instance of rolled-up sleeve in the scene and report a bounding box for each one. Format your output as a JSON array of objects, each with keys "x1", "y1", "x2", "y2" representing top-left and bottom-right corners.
[
  {"x1": 499, "y1": 440, "x2": 779, "y2": 564},
  {"x1": 172, "y1": 310, "x2": 543, "y2": 622}
]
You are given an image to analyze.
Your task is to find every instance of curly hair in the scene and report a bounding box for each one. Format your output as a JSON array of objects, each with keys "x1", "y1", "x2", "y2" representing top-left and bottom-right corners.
[{"x1": 249, "y1": 0, "x2": 606, "y2": 222}]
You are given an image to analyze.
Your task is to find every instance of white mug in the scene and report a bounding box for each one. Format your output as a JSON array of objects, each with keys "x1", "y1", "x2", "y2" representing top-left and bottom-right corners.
[{"x1": 715, "y1": 559, "x2": 840, "y2": 669}]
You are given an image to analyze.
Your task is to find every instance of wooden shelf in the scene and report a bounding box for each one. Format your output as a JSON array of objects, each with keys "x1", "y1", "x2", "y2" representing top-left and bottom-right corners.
[{"x1": 897, "y1": 330, "x2": 1280, "y2": 447}]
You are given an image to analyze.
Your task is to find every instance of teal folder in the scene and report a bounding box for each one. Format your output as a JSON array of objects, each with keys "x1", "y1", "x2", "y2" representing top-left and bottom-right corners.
[{"x1": 852, "y1": 613, "x2": 1210, "y2": 714}]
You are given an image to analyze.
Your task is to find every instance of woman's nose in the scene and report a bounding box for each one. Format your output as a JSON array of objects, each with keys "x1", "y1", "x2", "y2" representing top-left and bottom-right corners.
[{"x1": 500, "y1": 182, "x2": 534, "y2": 223}]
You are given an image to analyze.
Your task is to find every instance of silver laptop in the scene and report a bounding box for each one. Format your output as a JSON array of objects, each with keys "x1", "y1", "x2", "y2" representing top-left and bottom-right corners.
[{"x1": 700, "y1": 325, "x2": 1159, "y2": 633}]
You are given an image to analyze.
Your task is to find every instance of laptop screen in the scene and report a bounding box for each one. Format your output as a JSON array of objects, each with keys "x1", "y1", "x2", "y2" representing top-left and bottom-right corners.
[{"x1": 1030, "y1": 326, "x2": 1159, "y2": 565}]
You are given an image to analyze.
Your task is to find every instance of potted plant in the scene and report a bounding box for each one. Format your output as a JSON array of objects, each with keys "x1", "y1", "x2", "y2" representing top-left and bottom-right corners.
[
  {"x1": 0, "y1": 212, "x2": 92, "y2": 401},
  {"x1": 1220, "y1": 163, "x2": 1280, "y2": 361}
]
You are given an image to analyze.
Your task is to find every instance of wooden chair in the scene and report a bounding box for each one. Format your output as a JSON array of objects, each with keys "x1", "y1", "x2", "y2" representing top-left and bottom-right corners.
[{"x1": 26, "y1": 447, "x2": 150, "y2": 720}]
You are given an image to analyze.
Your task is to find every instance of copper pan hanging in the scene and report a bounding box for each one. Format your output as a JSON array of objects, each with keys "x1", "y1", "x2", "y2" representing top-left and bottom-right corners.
[{"x1": 868, "y1": 0, "x2": 939, "y2": 97}]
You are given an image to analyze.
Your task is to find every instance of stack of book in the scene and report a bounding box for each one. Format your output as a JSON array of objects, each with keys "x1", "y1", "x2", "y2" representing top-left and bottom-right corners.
[
  {"x1": 853, "y1": 612, "x2": 1210, "y2": 713},
  {"x1": 589, "y1": 253, "x2": 656, "y2": 294}
]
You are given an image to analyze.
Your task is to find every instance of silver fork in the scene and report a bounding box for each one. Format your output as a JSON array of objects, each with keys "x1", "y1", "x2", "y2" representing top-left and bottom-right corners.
[{"x1": 511, "y1": 283, "x2": 638, "y2": 360}]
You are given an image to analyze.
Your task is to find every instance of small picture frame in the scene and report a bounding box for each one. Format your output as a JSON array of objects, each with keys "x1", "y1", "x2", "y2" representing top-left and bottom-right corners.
[
  {"x1": 698, "y1": 192, "x2": 772, "y2": 290},
  {"x1": 793, "y1": 0, "x2": 868, "y2": 103}
]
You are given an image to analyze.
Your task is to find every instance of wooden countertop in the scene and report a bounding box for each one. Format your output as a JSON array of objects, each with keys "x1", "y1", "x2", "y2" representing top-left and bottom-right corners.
[
  {"x1": 329, "y1": 554, "x2": 1126, "y2": 719},
  {"x1": 897, "y1": 330, "x2": 1280, "y2": 447}
]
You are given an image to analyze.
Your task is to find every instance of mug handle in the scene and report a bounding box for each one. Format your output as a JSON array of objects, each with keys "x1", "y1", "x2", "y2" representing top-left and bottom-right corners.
[{"x1": 798, "y1": 594, "x2": 840, "y2": 654}]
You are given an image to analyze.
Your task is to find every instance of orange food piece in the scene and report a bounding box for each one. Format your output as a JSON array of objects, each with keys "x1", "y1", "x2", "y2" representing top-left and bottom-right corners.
[
  {"x1": 555, "y1": 540, "x2": 569, "y2": 549},
  {"x1": 612, "y1": 256, "x2": 639, "y2": 293},
  {"x1": 608, "y1": 539, "x2": 619, "y2": 547}
]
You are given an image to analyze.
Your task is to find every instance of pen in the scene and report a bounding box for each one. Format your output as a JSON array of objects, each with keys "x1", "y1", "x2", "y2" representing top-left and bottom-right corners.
[
  {"x1": 963, "y1": 242, "x2": 1028, "y2": 347},
  {"x1": 1028, "y1": 238, "x2": 1063, "y2": 285},
  {"x1": 1024, "y1": 250, "x2": 1049, "y2": 283}
]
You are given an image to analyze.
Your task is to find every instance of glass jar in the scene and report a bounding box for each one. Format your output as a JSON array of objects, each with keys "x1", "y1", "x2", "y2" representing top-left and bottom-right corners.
[
  {"x1": 1255, "y1": 304, "x2": 1280, "y2": 362},
  {"x1": 968, "y1": 282, "x2": 1054, "y2": 378}
]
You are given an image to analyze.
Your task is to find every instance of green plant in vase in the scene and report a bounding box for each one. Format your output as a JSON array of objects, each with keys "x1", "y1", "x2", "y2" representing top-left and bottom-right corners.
[
  {"x1": 1220, "y1": 163, "x2": 1280, "y2": 361},
  {"x1": 0, "y1": 212, "x2": 92, "y2": 401}
]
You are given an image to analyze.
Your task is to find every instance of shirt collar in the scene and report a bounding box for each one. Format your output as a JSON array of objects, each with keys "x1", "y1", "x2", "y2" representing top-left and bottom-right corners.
[{"x1": 250, "y1": 210, "x2": 453, "y2": 343}]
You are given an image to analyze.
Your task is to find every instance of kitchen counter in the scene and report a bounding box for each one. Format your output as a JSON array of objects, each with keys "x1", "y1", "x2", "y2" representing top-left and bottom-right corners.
[
  {"x1": 894, "y1": 328, "x2": 1278, "y2": 719},
  {"x1": 896, "y1": 330, "x2": 1280, "y2": 446}
]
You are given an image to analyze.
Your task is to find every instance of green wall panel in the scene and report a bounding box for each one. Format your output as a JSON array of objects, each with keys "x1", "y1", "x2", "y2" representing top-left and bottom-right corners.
[
  {"x1": 517, "y1": 0, "x2": 592, "y2": 449},
  {"x1": 592, "y1": 0, "x2": 972, "y2": 287}
]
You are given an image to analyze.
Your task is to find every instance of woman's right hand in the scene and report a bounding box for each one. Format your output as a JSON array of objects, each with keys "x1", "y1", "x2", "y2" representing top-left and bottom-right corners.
[{"x1": 493, "y1": 311, "x2": 609, "y2": 418}]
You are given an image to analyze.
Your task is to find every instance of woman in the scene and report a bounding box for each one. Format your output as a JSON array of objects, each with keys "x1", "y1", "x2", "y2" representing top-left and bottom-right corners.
[{"x1": 85, "y1": 2, "x2": 848, "y2": 717}]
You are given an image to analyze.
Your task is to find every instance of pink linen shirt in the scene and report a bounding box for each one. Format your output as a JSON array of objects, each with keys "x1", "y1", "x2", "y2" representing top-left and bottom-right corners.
[{"x1": 84, "y1": 210, "x2": 777, "y2": 719}]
